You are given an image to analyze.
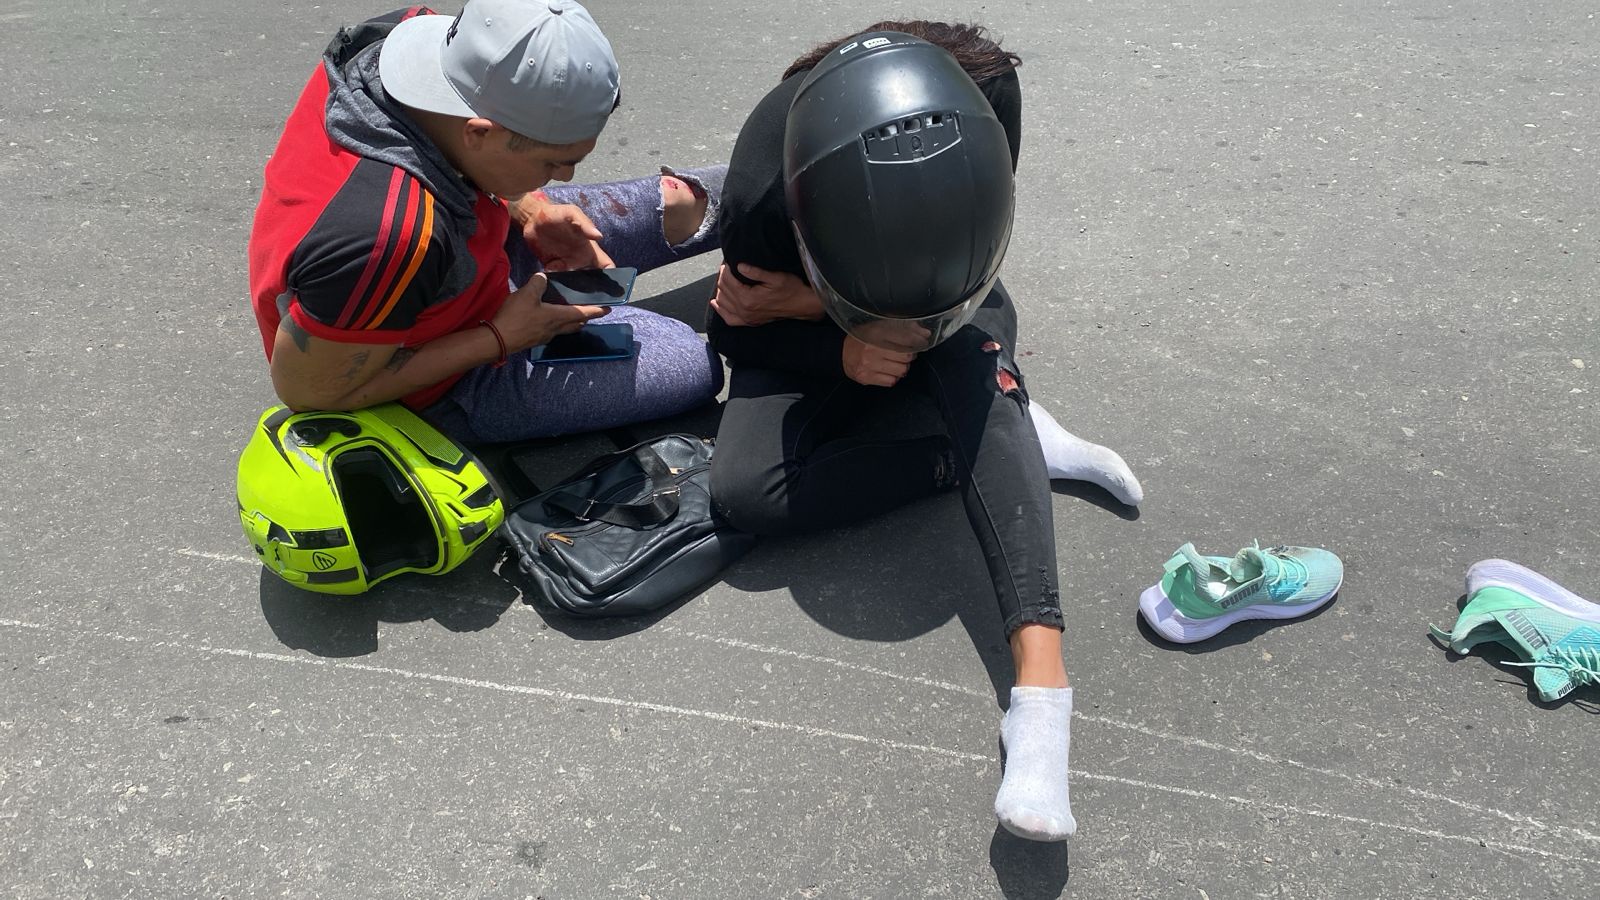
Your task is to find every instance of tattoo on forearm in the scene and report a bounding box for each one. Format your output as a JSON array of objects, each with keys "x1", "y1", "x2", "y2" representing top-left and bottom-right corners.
[
  {"x1": 338, "y1": 351, "x2": 371, "y2": 385},
  {"x1": 283, "y1": 317, "x2": 311, "y2": 353},
  {"x1": 384, "y1": 348, "x2": 417, "y2": 373}
]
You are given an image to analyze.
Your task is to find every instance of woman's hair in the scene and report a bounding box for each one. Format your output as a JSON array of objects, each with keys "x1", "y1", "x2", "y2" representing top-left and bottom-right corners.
[{"x1": 782, "y1": 20, "x2": 1020, "y2": 83}]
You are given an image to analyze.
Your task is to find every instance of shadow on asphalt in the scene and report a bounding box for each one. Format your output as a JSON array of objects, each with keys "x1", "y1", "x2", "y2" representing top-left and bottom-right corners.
[
  {"x1": 515, "y1": 457, "x2": 1144, "y2": 702},
  {"x1": 719, "y1": 493, "x2": 1018, "y2": 702},
  {"x1": 257, "y1": 563, "x2": 520, "y2": 658},
  {"x1": 1049, "y1": 478, "x2": 1141, "y2": 521},
  {"x1": 513, "y1": 491, "x2": 1006, "y2": 678},
  {"x1": 989, "y1": 825, "x2": 1070, "y2": 898},
  {"x1": 630, "y1": 271, "x2": 716, "y2": 327}
]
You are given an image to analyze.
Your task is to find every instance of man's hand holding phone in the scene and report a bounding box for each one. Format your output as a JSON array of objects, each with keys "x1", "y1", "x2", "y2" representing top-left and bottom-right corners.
[{"x1": 494, "y1": 273, "x2": 610, "y2": 354}]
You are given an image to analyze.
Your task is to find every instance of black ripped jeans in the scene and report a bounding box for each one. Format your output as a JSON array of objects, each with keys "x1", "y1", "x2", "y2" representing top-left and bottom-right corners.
[{"x1": 709, "y1": 281, "x2": 1063, "y2": 634}]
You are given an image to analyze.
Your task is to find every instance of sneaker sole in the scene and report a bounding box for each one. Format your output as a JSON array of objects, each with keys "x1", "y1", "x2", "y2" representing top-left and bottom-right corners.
[
  {"x1": 1465, "y1": 559, "x2": 1600, "y2": 625},
  {"x1": 1138, "y1": 577, "x2": 1342, "y2": 644}
]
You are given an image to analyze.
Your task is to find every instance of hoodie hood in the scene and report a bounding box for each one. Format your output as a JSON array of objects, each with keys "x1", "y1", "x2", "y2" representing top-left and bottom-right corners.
[{"x1": 320, "y1": 16, "x2": 478, "y2": 226}]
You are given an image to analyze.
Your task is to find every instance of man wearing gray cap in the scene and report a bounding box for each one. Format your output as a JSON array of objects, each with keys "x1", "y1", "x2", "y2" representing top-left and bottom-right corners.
[{"x1": 249, "y1": 1, "x2": 725, "y2": 441}]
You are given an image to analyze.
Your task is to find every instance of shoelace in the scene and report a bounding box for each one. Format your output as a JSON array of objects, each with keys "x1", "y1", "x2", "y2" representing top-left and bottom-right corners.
[
  {"x1": 1504, "y1": 644, "x2": 1600, "y2": 688},
  {"x1": 1249, "y1": 544, "x2": 1313, "y2": 600},
  {"x1": 1182, "y1": 541, "x2": 1295, "y2": 604}
]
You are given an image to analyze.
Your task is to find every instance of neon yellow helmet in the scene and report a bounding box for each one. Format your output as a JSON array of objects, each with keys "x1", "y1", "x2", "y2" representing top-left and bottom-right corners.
[{"x1": 236, "y1": 403, "x2": 504, "y2": 595}]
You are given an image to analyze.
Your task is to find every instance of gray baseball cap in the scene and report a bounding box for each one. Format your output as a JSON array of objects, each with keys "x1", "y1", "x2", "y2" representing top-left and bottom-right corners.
[{"x1": 379, "y1": 0, "x2": 620, "y2": 145}]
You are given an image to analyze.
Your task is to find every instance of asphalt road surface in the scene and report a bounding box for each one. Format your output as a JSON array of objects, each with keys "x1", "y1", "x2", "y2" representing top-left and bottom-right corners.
[{"x1": 2, "y1": 1, "x2": 1596, "y2": 897}]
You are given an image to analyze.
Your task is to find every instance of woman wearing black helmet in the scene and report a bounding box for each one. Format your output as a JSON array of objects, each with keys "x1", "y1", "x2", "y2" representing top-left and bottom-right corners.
[{"x1": 708, "y1": 22, "x2": 1139, "y2": 842}]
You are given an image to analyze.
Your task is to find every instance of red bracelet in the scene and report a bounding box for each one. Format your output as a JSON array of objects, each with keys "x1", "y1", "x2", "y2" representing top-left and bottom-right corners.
[{"x1": 479, "y1": 319, "x2": 507, "y2": 368}]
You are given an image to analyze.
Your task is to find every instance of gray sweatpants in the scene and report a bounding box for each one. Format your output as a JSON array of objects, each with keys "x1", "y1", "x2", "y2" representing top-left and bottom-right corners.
[{"x1": 425, "y1": 166, "x2": 726, "y2": 444}]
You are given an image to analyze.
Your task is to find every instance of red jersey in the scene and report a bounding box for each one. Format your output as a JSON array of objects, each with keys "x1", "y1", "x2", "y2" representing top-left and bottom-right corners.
[{"x1": 248, "y1": 21, "x2": 512, "y2": 409}]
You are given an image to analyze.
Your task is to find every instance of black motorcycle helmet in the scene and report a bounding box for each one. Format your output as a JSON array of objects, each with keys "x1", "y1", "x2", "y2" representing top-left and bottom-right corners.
[{"x1": 784, "y1": 32, "x2": 1015, "y2": 352}]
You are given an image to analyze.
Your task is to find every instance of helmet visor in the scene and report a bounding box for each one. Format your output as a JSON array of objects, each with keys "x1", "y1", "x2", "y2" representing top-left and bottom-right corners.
[{"x1": 794, "y1": 224, "x2": 992, "y2": 353}]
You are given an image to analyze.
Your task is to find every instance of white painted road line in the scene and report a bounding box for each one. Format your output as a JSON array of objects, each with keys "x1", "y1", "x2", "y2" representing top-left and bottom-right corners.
[
  {"x1": 3, "y1": 615, "x2": 1597, "y2": 867},
  {"x1": 168, "y1": 546, "x2": 1600, "y2": 849}
]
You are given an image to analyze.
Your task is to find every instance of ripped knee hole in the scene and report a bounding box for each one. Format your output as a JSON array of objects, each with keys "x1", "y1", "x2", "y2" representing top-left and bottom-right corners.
[{"x1": 981, "y1": 340, "x2": 1022, "y2": 396}]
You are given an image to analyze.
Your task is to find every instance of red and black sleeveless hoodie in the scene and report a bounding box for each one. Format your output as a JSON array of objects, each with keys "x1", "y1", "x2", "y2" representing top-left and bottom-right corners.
[{"x1": 248, "y1": 7, "x2": 513, "y2": 408}]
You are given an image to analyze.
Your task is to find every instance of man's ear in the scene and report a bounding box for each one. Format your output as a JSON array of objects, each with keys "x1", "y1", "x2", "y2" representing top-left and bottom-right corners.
[{"x1": 461, "y1": 117, "x2": 497, "y2": 150}]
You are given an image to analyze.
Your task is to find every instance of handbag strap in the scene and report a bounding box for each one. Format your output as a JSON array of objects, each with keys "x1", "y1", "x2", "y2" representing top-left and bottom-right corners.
[{"x1": 543, "y1": 444, "x2": 682, "y2": 528}]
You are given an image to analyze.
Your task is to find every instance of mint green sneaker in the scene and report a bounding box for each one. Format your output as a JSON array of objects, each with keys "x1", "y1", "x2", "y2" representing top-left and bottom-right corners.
[
  {"x1": 1430, "y1": 559, "x2": 1600, "y2": 703},
  {"x1": 1139, "y1": 542, "x2": 1344, "y2": 643}
]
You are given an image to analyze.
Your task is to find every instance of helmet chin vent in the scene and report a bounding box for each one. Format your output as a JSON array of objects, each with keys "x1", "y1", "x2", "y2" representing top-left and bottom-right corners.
[
  {"x1": 289, "y1": 417, "x2": 360, "y2": 446},
  {"x1": 332, "y1": 449, "x2": 440, "y2": 580},
  {"x1": 464, "y1": 483, "x2": 498, "y2": 510}
]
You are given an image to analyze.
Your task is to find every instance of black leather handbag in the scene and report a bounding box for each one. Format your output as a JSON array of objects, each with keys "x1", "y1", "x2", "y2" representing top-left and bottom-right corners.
[{"x1": 498, "y1": 434, "x2": 755, "y2": 617}]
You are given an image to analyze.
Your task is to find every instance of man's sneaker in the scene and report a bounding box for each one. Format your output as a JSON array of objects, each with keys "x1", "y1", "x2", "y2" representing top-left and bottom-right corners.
[
  {"x1": 1430, "y1": 560, "x2": 1600, "y2": 703},
  {"x1": 1139, "y1": 542, "x2": 1344, "y2": 643}
]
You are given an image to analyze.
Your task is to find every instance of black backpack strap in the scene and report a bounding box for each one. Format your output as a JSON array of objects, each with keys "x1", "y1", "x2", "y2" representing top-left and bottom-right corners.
[{"x1": 543, "y1": 444, "x2": 681, "y2": 528}]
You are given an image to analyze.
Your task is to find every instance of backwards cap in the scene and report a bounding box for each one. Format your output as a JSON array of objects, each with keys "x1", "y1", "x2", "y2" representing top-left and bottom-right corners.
[{"x1": 379, "y1": 0, "x2": 619, "y2": 144}]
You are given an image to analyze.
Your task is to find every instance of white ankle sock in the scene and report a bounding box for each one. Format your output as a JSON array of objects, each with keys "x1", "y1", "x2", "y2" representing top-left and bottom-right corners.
[
  {"x1": 995, "y1": 686, "x2": 1077, "y2": 842},
  {"x1": 1027, "y1": 402, "x2": 1144, "y2": 506}
]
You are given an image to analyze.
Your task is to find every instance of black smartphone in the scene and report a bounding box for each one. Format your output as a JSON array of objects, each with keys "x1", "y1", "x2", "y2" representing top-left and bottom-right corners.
[
  {"x1": 528, "y1": 323, "x2": 636, "y2": 365},
  {"x1": 542, "y1": 267, "x2": 638, "y2": 307}
]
